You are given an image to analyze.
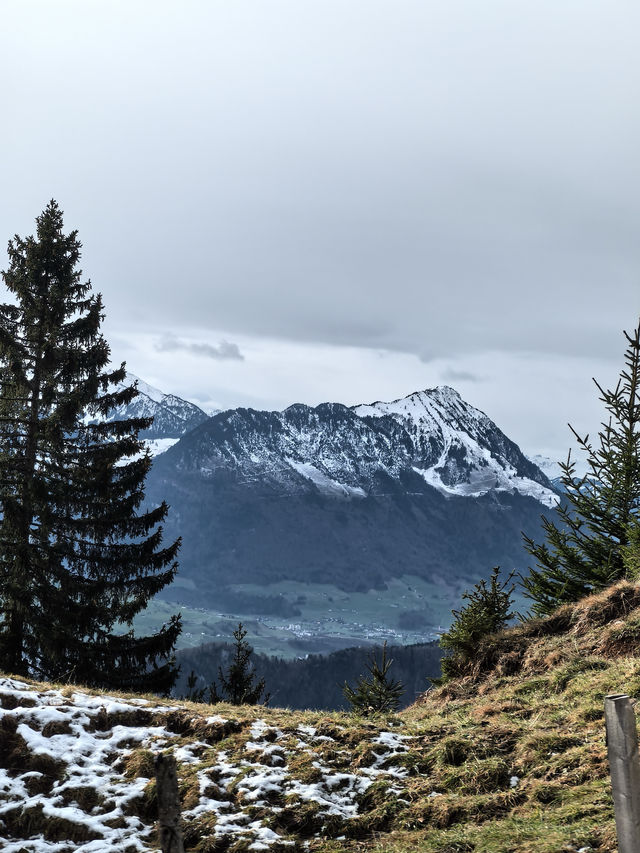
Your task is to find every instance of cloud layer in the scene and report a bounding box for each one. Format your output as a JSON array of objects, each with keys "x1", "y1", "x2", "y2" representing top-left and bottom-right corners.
[
  {"x1": 155, "y1": 335, "x2": 244, "y2": 361},
  {"x1": 1, "y1": 2, "x2": 638, "y2": 455},
  {"x1": 2, "y1": 1, "x2": 638, "y2": 364}
]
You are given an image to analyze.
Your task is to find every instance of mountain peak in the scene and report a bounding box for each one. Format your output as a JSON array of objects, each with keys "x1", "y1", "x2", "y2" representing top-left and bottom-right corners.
[
  {"x1": 348, "y1": 386, "x2": 555, "y2": 505},
  {"x1": 353, "y1": 384, "x2": 483, "y2": 428},
  {"x1": 358, "y1": 385, "x2": 462, "y2": 412},
  {"x1": 122, "y1": 372, "x2": 167, "y2": 405},
  {"x1": 103, "y1": 372, "x2": 209, "y2": 444},
  {"x1": 414, "y1": 384, "x2": 462, "y2": 401}
]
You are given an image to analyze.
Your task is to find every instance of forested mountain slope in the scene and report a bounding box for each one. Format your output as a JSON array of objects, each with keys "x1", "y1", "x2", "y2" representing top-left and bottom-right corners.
[{"x1": 174, "y1": 640, "x2": 444, "y2": 711}]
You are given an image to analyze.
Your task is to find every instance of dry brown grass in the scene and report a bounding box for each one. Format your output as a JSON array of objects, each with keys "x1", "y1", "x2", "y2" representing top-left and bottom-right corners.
[{"x1": 5, "y1": 582, "x2": 640, "y2": 852}]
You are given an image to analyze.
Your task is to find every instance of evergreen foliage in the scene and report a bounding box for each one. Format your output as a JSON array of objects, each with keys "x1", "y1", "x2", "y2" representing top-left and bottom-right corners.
[
  {"x1": 622, "y1": 520, "x2": 640, "y2": 581},
  {"x1": 437, "y1": 567, "x2": 515, "y2": 682},
  {"x1": 522, "y1": 320, "x2": 640, "y2": 616},
  {"x1": 0, "y1": 201, "x2": 181, "y2": 691},
  {"x1": 176, "y1": 640, "x2": 442, "y2": 711},
  {"x1": 185, "y1": 669, "x2": 213, "y2": 704},
  {"x1": 343, "y1": 641, "x2": 404, "y2": 715},
  {"x1": 191, "y1": 623, "x2": 269, "y2": 706}
]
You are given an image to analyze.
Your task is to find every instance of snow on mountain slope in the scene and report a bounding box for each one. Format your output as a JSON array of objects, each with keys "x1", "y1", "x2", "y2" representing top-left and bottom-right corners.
[
  {"x1": 105, "y1": 372, "x2": 209, "y2": 442},
  {"x1": 288, "y1": 459, "x2": 368, "y2": 498},
  {"x1": 355, "y1": 387, "x2": 558, "y2": 506},
  {"x1": 123, "y1": 374, "x2": 167, "y2": 405},
  {"x1": 145, "y1": 437, "x2": 181, "y2": 457},
  {"x1": 164, "y1": 386, "x2": 557, "y2": 507}
]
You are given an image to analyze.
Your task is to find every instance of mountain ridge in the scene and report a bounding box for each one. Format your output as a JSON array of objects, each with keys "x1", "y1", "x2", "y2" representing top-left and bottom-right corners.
[{"x1": 160, "y1": 384, "x2": 556, "y2": 507}]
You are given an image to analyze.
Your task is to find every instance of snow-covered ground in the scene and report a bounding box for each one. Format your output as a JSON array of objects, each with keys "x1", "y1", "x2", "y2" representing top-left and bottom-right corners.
[{"x1": 0, "y1": 677, "x2": 415, "y2": 852}]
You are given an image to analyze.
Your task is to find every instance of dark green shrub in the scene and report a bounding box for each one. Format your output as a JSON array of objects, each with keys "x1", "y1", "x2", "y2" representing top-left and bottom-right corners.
[
  {"x1": 343, "y1": 642, "x2": 404, "y2": 715},
  {"x1": 437, "y1": 567, "x2": 515, "y2": 682}
]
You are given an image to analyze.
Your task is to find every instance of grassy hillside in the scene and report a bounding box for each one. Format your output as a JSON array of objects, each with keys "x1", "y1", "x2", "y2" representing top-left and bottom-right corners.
[{"x1": 3, "y1": 582, "x2": 640, "y2": 852}]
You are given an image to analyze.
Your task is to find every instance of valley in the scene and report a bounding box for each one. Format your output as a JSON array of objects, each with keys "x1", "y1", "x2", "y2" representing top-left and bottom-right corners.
[
  {"x1": 133, "y1": 575, "x2": 459, "y2": 657},
  {"x1": 106, "y1": 376, "x2": 554, "y2": 661}
]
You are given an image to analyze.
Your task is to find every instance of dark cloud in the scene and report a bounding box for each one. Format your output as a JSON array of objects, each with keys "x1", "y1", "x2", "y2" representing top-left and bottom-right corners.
[
  {"x1": 155, "y1": 335, "x2": 244, "y2": 361},
  {"x1": 440, "y1": 368, "x2": 482, "y2": 384}
]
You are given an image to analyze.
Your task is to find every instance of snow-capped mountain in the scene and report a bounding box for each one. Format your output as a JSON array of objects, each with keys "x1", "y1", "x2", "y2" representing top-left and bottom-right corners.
[
  {"x1": 354, "y1": 387, "x2": 556, "y2": 506},
  {"x1": 145, "y1": 386, "x2": 558, "y2": 608},
  {"x1": 106, "y1": 373, "x2": 209, "y2": 447},
  {"x1": 527, "y1": 452, "x2": 590, "y2": 487},
  {"x1": 163, "y1": 386, "x2": 557, "y2": 507}
]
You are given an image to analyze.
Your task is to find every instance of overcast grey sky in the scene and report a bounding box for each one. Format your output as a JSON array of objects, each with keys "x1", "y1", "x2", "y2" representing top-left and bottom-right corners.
[{"x1": 2, "y1": 1, "x2": 639, "y2": 458}]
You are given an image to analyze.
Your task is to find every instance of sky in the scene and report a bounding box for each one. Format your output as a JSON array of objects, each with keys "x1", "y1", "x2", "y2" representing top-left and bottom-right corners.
[{"x1": 1, "y1": 1, "x2": 639, "y2": 459}]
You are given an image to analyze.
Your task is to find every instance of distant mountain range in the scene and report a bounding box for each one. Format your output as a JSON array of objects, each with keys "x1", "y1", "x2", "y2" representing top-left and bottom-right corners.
[
  {"x1": 526, "y1": 452, "x2": 590, "y2": 490},
  {"x1": 151, "y1": 385, "x2": 556, "y2": 505},
  {"x1": 135, "y1": 382, "x2": 558, "y2": 616}
]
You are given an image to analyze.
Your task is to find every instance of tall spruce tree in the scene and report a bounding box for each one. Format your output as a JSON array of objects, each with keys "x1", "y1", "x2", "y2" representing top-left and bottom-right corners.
[
  {"x1": 522, "y1": 320, "x2": 640, "y2": 616},
  {"x1": 0, "y1": 201, "x2": 181, "y2": 691}
]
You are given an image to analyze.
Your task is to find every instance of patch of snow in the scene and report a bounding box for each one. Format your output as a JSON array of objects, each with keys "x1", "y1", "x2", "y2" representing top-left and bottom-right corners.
[
  {"x1": 206, "y1": 714, "x2": 229, "y2": 725},
  {"x1": 288, "y1": 773, "x2": 372, "y2": 818},
  {"x1": 287, "y1": 460, "x2": 367, "y2": 498},
  {"x1": 173, "y1": 741, "x2": 210, "y2": 764},
  {"x1": 250, "y1": 719, "x2": 283, "y2": 740},
  {"x1": 412, "y1": 465, "x2": 558, "y2": 508},
  {"x1": 373, "y1": 731, "x2": 411, "y2": 749},
  {"x1": 144, "y1": 437, "x2": 180, "y2": 456}
]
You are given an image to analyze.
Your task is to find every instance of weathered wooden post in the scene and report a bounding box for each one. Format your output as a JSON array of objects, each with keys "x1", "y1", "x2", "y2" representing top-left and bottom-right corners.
[
  {"x1": 605, "y1": 693, "x2": 640, "y2": 853},
  {"x1": 155, "y1": 752, "x2": 185, "y2": 853}
]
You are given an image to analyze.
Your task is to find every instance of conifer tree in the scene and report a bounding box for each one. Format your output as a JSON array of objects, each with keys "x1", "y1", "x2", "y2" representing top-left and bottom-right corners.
[
  {"x1": 437, "y1": 567, "x2": 515, "y2": 682},
  {"x1": 622, "y1": 521, "x2": 640, "y2": 580},
  {"x1": 209, "y1": 623, "x2": 269, "y2": 706},
  {"x1": 0, "y1": 201, "x2": 181, "y2": 691},
  {"x1": 522, "y1": 320, "x2": 640, "y2": 616},
  {"x1": 343, "y1": 642, "x2": 404, "y2": 715}
]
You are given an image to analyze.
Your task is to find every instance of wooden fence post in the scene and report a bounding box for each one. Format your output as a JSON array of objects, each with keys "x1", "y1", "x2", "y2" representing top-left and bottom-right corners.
[
  {"x1": 155, "y1": 752, "x2": 185, "y2": 853},
  {"x1": 605, "y1": 693, "x2": 640, "y2": 853}
]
